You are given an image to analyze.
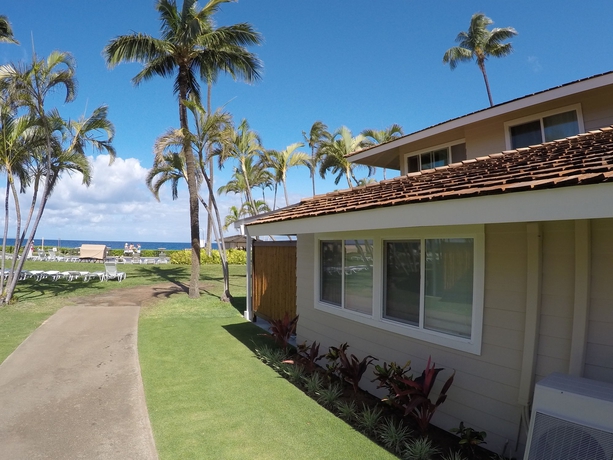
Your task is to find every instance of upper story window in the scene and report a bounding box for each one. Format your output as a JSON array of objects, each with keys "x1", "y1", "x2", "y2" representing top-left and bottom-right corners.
[
  {"x1": 405, "y1": 142, "x2": 466, "y2": 174},
  {"x1": 506, "y1": 104, "x2": 584, "y2": 150}
]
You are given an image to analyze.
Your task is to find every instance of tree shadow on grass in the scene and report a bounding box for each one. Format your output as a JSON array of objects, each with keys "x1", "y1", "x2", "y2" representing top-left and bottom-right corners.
[
  {"x1": 15, "y1": 279, "x2": 109, "y2": 301},
  {"x1": 230, "y1": 295, "x2": 246, "y2": 316},
  {"x1": 222, "y1": 321, "x2": 272, "y2": 355},
  {"x1": 131, "y1": 266, "x2": 189, "y2": 290}
]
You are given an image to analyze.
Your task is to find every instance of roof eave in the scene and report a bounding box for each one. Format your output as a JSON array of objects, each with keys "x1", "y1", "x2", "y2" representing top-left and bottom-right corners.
[{"x1": 246, "y1": 183, "x2": 613, "y2": 236}]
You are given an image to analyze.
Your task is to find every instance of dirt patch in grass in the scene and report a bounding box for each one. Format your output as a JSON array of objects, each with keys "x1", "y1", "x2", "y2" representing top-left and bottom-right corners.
[{"x1": 66, "y1": 282, "x2": 195, "y2": 308}]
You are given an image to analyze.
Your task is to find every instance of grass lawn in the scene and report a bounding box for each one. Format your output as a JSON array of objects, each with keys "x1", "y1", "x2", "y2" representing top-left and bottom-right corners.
[
  {"x1": 0, "y1": 262, "x2": 395, "y2": 459},
  {"x1": 139, "y1": 266, "x2": 395, "y2": 459}
]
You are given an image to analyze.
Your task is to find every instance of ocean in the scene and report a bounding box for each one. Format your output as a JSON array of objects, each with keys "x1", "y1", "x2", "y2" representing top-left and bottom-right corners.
[{"x1": 1, "y1": 238, "x2": 208, "y2": 251}]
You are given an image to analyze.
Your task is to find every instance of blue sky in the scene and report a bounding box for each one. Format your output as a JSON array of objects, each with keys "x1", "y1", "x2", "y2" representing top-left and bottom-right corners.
[{"x1": 2, "y1": 0, "x2": 613, "y2": 243}]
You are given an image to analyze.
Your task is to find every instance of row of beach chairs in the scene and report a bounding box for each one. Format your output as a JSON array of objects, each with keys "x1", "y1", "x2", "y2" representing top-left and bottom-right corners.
[
  {"x1": 3, "y1": 262, "x2": 126, "y2": 282},
  {"x1": 26, "y1": 250, "x2": 169, "y2": 265}
]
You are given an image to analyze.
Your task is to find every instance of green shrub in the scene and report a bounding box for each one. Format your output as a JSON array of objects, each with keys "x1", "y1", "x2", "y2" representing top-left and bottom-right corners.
[
  {"x1": 170, "y1": 250, "x2": 192, "y2": 265},
  {"x1": 226, "y1": 248, "x2": 247, "y2": 264},
  {"x1": 170, "y1": 249, "x2": 247, "y2": 265}
]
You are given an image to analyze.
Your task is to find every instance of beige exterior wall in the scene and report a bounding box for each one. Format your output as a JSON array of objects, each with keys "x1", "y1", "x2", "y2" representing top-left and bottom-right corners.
[
  {"x1": 294, "y1": 218, "x2": 613, "y2": 457},
  {"x1": 396, "y1": 85, "x2": 613, "y2": 172},
  {"x1": 586, "y1": 219, "x2": 613, "y2": 383},
  {"x1": 535, "y1": 221, "x2": 575, "y2": 380}
]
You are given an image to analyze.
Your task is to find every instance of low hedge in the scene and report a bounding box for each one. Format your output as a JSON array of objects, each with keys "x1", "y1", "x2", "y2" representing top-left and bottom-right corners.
[{"x1": 170, "y1": 249, "x2": 246, "y2": 265}]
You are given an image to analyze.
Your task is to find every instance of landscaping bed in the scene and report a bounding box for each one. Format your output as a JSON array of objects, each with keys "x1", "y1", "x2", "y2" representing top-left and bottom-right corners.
[{"x1": 255, "y1": 315, "x2": 513, "y2": 460}]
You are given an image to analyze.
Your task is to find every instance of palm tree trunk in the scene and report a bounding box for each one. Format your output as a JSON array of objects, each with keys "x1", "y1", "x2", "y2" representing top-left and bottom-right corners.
[
  {"x1": 240, "y1": 158, "x2": 257, "y2": 214},
  {"x1": 178, "y1": 70, "x2": 201, "y2": 299},
  {"x1": 7, "y1": 178, "x2": 23, "y2": 285},
  {"x1": 206, "y1": 80, "x2": 213, "y2": 256},
  {"x1": 311, "y1": 149, "x2": 317, "y2": 197},
  {"x1": 4, "y1": 134, "x2": 53, "y2": 303},
  {"x1": 200, "y1": 173, "x2": 232, "y2": 301},
  {"x1": 282, "y1": 177, "x2": 290, "y2": 207},
  {"x1": 478, "y1": 60, "x2": 494, "y2": 107},
  {"x1": 1, "y1": 178, "x2": 10, "y2": 296}
]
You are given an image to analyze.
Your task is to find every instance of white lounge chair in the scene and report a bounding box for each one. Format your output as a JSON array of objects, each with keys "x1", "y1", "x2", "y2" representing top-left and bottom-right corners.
[
  {"x1": 104, "y1": 262, "x2": 126, "y2": 282},
  {"x1": 85, "y1": 271, "x2": 106, "y2": 281}
]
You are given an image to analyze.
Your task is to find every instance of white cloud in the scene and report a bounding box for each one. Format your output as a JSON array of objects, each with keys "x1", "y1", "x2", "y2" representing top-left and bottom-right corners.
[
  {"x1": 1, "y1": 155, "x2": 195, "y2": 243},
  {"x1": 0, "y1": 154, "x2": 253, "y2": 245},
  {"x1": 528, "y1": 56, "x2": 543, "y2": 73},
  {"x1": 0, "y1": 152, "x2": 273, "y2": 245}
]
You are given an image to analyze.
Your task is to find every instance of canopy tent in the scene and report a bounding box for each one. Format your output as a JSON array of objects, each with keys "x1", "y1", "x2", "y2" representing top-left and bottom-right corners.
[{"x1": 79, "y1": 244, "x2": 107, "y2": 261}]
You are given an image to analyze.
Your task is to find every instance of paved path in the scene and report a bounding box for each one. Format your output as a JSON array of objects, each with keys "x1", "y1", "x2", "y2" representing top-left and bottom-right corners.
[{"x1": 0, "y1": 304, "x2": 158, "y2": 459}]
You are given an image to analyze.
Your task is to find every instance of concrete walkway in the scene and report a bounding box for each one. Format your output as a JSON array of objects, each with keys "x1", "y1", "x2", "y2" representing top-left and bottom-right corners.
[{"x1": 0, "y1": 305, "x2": 158, "y2": 459}]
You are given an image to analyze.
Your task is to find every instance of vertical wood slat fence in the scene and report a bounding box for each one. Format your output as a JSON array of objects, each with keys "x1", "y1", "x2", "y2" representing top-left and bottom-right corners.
[{"x1": 252, "y1": 240, "x2": 297, "y2": 322}]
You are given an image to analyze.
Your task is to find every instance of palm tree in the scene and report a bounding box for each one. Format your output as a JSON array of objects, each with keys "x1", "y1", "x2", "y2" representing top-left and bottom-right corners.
[
  {"x1": 217, "y1": 156, "x2": 272, "y2": 213},
  {"x1": 223, "y1": 205, "x2": 243, "y2": 231},
  {"x1": 263, "y1": 143, "x2": 308, "y2": 207},
  {"x1": 218, "y1": 118, "x2": 264, "y2": 213},
  {"x1": 0, "y1": 51, "x2": 76, "y2": 302},
  {"x1": 319, "y1": 126, "x2": 373, "y2": 189},
  {"x1": 149, "y1": 102, "x2": 237, "y2": 301},
  {"x1": 104, "y1": 0, "x2": 262, "y2": 298},
  {"x1": 443, "y1": 13, "x2": 517, "y2": 107},
  {"x1": 302, "y1": 121, "x2": 330, "y2": 196},
  {"x1": 0, "y1": 108, "x2": 40, "y2": 294},
  {"x1": 0, "y1": 15, "x2": 18, "y2": 44},
  {"x1": 64, "y1": 105, "x2": 116, "y2": 163},
  {"x1": 361, "y1": 124, "x2": 403, "y2": 180},
  {"x1": 241, "y1": 199, "x2": 270, "y2": 217}
]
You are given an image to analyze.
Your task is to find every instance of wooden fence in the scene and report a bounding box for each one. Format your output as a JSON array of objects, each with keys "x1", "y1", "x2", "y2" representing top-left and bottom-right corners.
[{"x1": 252, "y1": 240, "x2": 297, "y2": 322}]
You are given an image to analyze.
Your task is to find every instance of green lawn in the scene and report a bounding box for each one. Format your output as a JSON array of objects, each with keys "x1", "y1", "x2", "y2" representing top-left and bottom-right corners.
[{"x1": 1, "y1": 262, "x2": 395, "y2": 460}]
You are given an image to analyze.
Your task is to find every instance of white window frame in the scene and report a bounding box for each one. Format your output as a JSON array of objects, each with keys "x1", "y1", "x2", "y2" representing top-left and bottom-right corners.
[
  {"x1": 403, "y1": 140, "x2": 465, "y2": 175},
  {"x1": 319, "y1": 238, "x2": 375, "y2": 316},
  {"x1": 314, "y1": 225, "x2": 485, "y2": 355},
  {"x1": 504, "y1": 103, "x2": 585, "y2": 150}
]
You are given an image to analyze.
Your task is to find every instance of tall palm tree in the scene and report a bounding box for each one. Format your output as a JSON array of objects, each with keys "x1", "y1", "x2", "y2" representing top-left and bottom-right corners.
[
  {"x1": 104, "y1": 0, "x2": 262, "y2": 298},
  {"x1": 302, "y1": 121, "x2": 330, "y2": 196},
  {"x1": 319, "y1": 126, "x2": 373, "y2": 189},
  {"x1": 361, "y1": 124, "x2": 403, "y2": 180},
  {"x1": 149, "y1": 102, "x2": 236, "y2": 301},
  {"x1": 0, "y1": 15, "x2": 18, "y2": 44},
  {"x1": 263, "y1": 142, "x2": 308, "y2": 207},
  {"x1": 443, "y1": 13, "x2": 517, "y2": 107}
]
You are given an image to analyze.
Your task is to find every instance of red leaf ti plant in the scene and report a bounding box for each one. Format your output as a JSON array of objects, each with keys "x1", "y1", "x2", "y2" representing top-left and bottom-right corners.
[
  {"x1": 296, "y1": 341, "x2": 322, "y2": 372},
  {"x1": 268, "y1": 313, "x2": 298, "y2": 351},
  {"x1": 331, "y1": 343, "x2": 377, "y2": 393},
  {"x1": 390, "y1": 356, "x2": 455, "y2": 433},
  {"x1": 372, "y1": 360, "x2": 412, "y2": 405}
]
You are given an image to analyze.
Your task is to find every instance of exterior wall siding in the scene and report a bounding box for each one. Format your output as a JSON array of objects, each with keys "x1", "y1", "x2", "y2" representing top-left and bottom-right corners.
[
  {"x1": 294, "y1": 219, "x2": 613, "y2": 456},
  {"x1": 534, "y1": 221, "x2": 574, "y2": 381},
  {"x1": 296, "y1": 224, "x2": 528, "y2": 455},
  {"x1": 586, "y1": 218, "x2": 613, "y2": 382}
]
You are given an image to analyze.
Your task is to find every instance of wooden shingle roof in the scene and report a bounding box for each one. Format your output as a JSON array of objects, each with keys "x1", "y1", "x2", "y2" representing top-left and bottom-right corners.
[{"x1": 249, "y1": 127, "x2": 613, "y2": 226}]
